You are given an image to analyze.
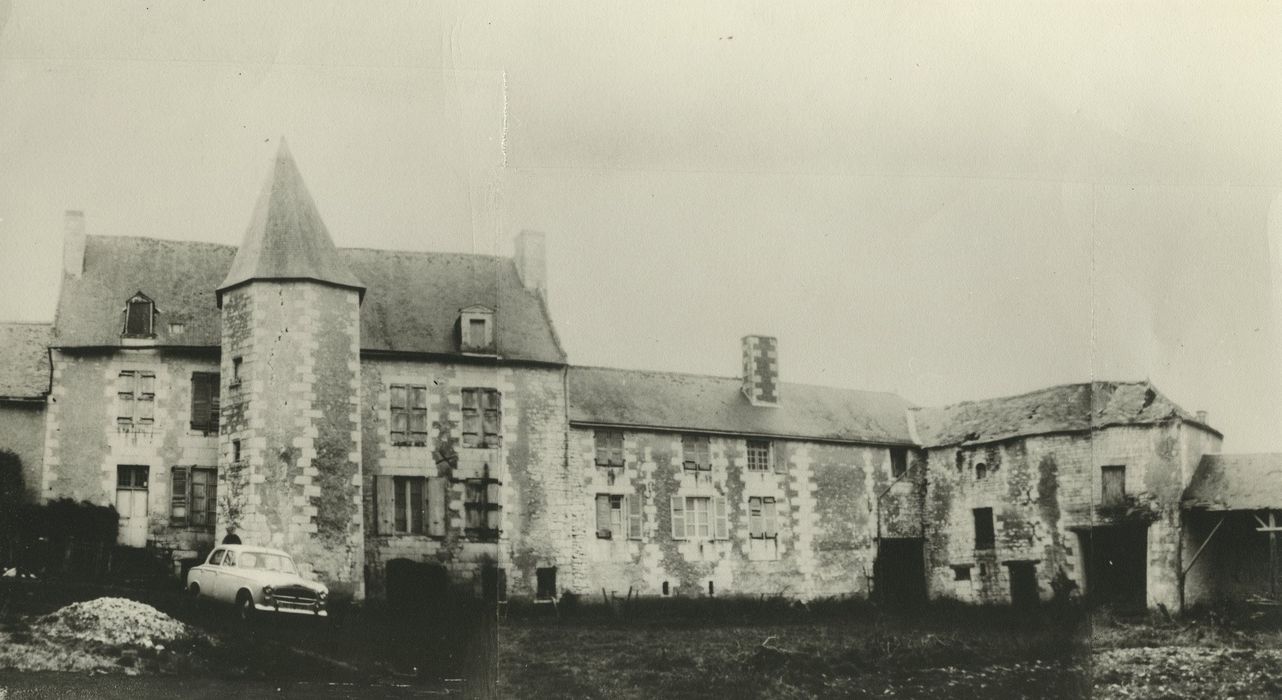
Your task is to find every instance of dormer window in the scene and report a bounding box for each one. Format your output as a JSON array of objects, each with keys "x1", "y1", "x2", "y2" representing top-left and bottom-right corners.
[
  {"x1": 459, "y1": 305, "x2": 495, "y2": 353},
  {"x1": 123, "y1": 293, "x2": 157, "y2": 337}
]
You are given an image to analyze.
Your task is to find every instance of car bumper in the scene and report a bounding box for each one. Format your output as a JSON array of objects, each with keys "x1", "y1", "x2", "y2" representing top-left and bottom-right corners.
[{"x1": 254, "y1": 602, "x2": 328, "y2": 616}]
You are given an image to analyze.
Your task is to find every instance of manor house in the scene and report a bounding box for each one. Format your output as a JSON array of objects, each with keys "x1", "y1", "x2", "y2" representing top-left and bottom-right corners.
[{"x1": 0, "y1": 143, "x2": 1272, "y2": 610}]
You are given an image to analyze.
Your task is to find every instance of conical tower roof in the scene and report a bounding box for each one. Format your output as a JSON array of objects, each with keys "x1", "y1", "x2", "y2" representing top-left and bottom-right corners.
[{"x1": 217, "y1": 139, "x2": 364, "y2": 304}]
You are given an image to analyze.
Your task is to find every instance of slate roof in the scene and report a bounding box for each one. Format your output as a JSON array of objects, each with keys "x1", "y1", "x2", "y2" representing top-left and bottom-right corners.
[
  {"x1": 567, "y1": 366, "x2": 915, "y2": 445},
  {"x1": 0, "y1": 323, "x2": 52, "y2": 399},
  {"x1": 1184, "y1": 453, "x2": 1282, "y2": 511},
  {"x1": 53, "y1": 236, "x2": 566, "y2": 363},
  {"x1": 911, "y1": 381, "x2": 1211, "y2": 448},
  {"x1": 218, "y1": 140, "x2": 364, "y2": 299}
]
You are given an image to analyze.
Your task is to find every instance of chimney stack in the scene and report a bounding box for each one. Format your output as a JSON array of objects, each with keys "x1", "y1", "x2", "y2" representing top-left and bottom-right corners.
[
  {"x1": 742, "y1": 335, "x2": 779, "y2": 407},
  {"x1": 514, "y1": 230, "x2": 547, "y2": 298},
  {"x1": 1196, "y1": 410, "x2": 1208, "y2": 425},
  {"x1": 63, "y1": 210, "x2": 85, "y2": 278}
]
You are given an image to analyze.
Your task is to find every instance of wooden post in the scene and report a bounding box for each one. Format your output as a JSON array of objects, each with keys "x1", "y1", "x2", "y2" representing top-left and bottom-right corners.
[{"x1": 1272, "y1": 512, "x2": 1278, "y2": 599}]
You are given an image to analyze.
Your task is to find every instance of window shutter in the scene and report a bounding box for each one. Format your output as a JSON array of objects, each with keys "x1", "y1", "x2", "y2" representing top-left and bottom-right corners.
[
  {"x1": 206, "y1": 471, "x2": 218, "y2": 528},
  {"x1": 209, "y1": 380, "x2": 220, "y2": 432},
  {"x1": 594, "y1": 433, "x2": 609, "y2": 466},
  {"x1": 191, "y1": 376, "x2": 209, "y2": 431},
  {"x1": 763, "y1": 498, "x2": 778, "y2": 538},
  {"x1": 627, "y1": 493, "x2": 643, "y2": 539},
  {"x1": 714, "y1": 496, "x2": 728, "y2": 540},
  {"x1": 748, "y1": 497, "x2": 763, "y2": 538},
  {"x1": 595, "y1": 494, "x2": 612, "y2": 538},
  {"x1": 427, "y1": 477, "x2": 447, "y2": 536},
  {"x1": 610, "y1": 434, "x2": 624, "y2": 467},
  {"x1": 375, "y1": 475, "x2": 396, "y2": 535},
  {"x1": 170, "y1": 466, "x2": 189, "y2": 525},
  {"x1": 670, "y1": 496, "x2": 686, "y2": 539},
  {"x1": 773, "y1": 449, "x2": 787, "y2": 474}
]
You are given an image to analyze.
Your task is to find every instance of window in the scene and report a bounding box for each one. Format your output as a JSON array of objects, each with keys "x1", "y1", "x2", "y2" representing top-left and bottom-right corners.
[
  {"x1": 393, "y1": 476, "x2": 426, "y2": 534},
  {"x1": 1101, "y1": 465, "x2": 1126, "y2": 506},
  {"x1": 594, "y1": 430, "x2": 624, "y2": 468},
  {"x1": 595, "y1": 493, "x2": 642, "y2": 540},
  {"x1": 461, "y1": 388, "x2": 502, "y2": 448},
  {"x1": 746, "y1": 440, "x2": 772, "y2": 472},
  {"x1": 190, "y1": 372, "x2": 220, "y2": 434},
  {"x1": 748, "y1": 496, "x2": 778, "y2": 539},
  {"x1": 390, "y1": 384, "x2": 429, "y2": 446},
  {"x1": 464, "y1": 477, "x2": 502, "y2": 540},
  {"x1": 209, "y1": 549, "x2": 225, "y2": 566},
  {"x1": 168, "y1": 322, "x2": 185, "y2": 335},
  {"x1": 891, "y1": 448, "x2": 908, "y2": 478},
  {"x1": 123, "y1": 294, "x2": 155, "y2": 337},
  {"x1": 952, "y1": 565, "x2": 972, "y2": 581},
  {"x1": 975, "y1": 462, "x2": 988, "y2": 480},
  {"x1": 375, "y1": 475, "x2": 446, "y2": 537},
  {"x1": 459, "y1": 306, "x2": 496, "y2": 353},
  {"x1": 536, "y1": 567, "x2": 557, "y2": 600},
  {"x1": 231, "y1": 439, "x2": 242, "y2": 464},
  {"x1": 973, "y1": 507, "x2": 995, "y2": 549},
  {"x1": 117, "y1": 464, "x2": 148, "y2": 490},
  {"x1": 682, "y1": 435, "x2": 711, "y2": 471},
  {"x1": 231, "y1": 357, "x2": 243, "y2": 387},
  {"x1": 117, "y1": 371, "x2": 155, "y2": 426},
  {"x1": 170, "y1": 466, "x2": 217, "y2": 528},
  {"x1": 670, "y1": 495, "x2": 728, "y2": 540}
]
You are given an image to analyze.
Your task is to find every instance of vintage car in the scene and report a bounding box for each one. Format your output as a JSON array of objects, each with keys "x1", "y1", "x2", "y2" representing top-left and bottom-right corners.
[{"x1": 186, "y1": 544, "x2": 328, "y2": 619}]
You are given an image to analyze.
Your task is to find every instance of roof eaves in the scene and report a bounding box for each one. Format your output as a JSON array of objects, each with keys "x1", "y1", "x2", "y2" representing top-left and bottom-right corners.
[{"x1": 568, "y1": 418, "x2": 919, "y2": 448}]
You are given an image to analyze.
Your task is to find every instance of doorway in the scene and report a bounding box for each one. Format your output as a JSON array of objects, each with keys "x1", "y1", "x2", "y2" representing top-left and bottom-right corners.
[
  {"x1": 115, "y1": 465, "x2": 149, "y2": 548},
  {"x1": 1080, "y1": 524, "x2": 1148, "y2": 609},
  {"x1": 1007, "y1": 561, "x2": 1039, "y2": 607},
  {"x1": 874, "y1": 538, "x2": 927, "y2": 609}
]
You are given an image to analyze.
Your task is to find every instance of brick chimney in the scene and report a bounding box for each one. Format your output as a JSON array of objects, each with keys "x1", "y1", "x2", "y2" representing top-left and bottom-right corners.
[
  {"x1": 1196, "y1": 410, "x2": 1208, "y2": 425},
  {"x1": 63, "y1": 210, "x2": 85, "y2": 278},
  {"x1": 742, "y1": 335, "x2": 779, "y2": 407},
  {"x1": 514, "y1": 230, "x2": 547, "y2": 298}
]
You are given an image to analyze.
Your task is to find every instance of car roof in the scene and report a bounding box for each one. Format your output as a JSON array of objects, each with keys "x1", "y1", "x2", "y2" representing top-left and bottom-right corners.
[{"x1": 213, "y1": 544, "x2": 291, "y2": 557}]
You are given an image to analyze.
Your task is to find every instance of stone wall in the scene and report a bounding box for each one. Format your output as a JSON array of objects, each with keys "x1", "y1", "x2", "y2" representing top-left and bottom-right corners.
[
  {"x1": 924, "y1": 421, "x2": 1219, "y2": 609},
  {"x1": 40, "y1": 349, "x2": 222, "y2": 566},
  {"x1": 567, "y1": 427, "x2": 920, "y2": 600},
  {"x1": 0, "y1": 401, "x2": 46, "y2": 502},
  {"x1": 219, "y1": 282, "x2": 364, "y2": 595},
  {"x1": 359, "y1": 359, "x2": 569, "y2": 599}
]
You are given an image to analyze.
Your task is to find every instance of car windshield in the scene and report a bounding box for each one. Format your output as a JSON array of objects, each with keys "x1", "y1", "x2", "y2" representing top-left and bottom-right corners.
[{"x1": 235, "y1": 552, "x2": 298, "y2": 575}]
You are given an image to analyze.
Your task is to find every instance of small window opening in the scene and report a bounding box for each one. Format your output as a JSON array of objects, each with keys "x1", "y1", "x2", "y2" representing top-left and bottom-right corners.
[
  {"x1": 975, "y1": 462, "x2": 988, "y2": 480},
  {"x1": 231, "y1": 357, "x2": 243, "y2": 386},
  {"x1": 952, "y1": 565, "x2": 972, "y2": 581},
  {"x1": 891, "y1": 448, "x2": 908, "y2": 478},
  {"x1": 973, "y1": 507, "x2": 995, "y2": 549},
  {"x1": 661, "y1": 581, "x2": 670, "y2": 596},
  {"x1": 536, "y1": 567, "x2": 557, "y2": 600},
  {"x1": 1101, "y1": 465, "x2": 1126, "y2": 506}
]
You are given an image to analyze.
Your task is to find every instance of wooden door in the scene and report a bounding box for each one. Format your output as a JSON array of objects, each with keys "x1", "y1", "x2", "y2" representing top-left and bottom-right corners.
[{"x1": 115, "y1": 465, "x2": 149, "y2": 548}]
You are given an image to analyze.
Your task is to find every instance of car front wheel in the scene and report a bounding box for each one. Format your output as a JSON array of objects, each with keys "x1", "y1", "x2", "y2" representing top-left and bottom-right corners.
[{"x1": 236, "y1": 591, "x2": 256, "y2": 623}]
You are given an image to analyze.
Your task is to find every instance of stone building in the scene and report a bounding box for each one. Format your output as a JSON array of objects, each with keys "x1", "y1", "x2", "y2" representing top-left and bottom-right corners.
[{"x1": 0, "y1": 142, "x2": 1266, "y2": 609}]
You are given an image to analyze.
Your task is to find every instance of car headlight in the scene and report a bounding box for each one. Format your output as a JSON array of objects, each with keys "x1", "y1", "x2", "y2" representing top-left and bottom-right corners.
[
  {"x1": 263, "y1": 586, "x2": 274, "y2": 599},
  {"x1": 318, "y1": 589, "x2": 328, "y2": 600}
]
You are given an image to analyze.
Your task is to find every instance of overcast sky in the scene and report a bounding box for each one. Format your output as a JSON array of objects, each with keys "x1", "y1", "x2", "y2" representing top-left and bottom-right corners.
[{"x1": 2, "y1": 1, "x2": 1281, "y2": 451}]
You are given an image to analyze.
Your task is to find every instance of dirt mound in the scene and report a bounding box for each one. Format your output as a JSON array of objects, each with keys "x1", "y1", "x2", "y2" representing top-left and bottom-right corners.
[
  {"x1": 36, "y1": 596, "x2": 197, "y2": 648},
  {"x1": 0, "y1": 596, "x2": 210, "y2": 674}
]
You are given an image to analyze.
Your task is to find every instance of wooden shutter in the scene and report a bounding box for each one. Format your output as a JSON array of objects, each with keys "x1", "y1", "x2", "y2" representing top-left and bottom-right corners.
[
  {"x1": 191, "y1": 375, "x2": 210, "y2": 431},
  {"x1": 206, "y1": 470, "x2": 218, "y2": 528},
  {"x1": 375, "y1": 476, "x2": 396, "y2": 535},
  {"x1": 410, "y1": 386, "x2": 428, "y2": 442},
  {"x1": 390, "y1": 385, "x2": 407, "y2": 443},
  {"x1": 1101, "y1": 466, "x2": 1126, "y2": 506},
  {"x1": 748, "y1": 497, "x2": 763, "y2": 538},
  {"x1": 670, "y1": 496, "x2": 686, "y2": 539},
  {"x1": 170, "y1": 466, "x2": 188, "y2": 525},
  {"x1": 773, "y1": 446, "x2": 787, "y2": 474},
  {"x1": 595, "y1": 494, "x2": 612, "y2": 538},
  {"x1": 714, "y1": 496, "x2": 728, "y2": 540},
  {"x1": 594, "y1": 432, "x2": 609, "y2": 466},
  {"x1": 209, "y1": 379, "x2": 220, "y2": 432},
  {"x1": 763, "y1": 497, "x2": 777, "y2": 538},
  {"x1": 427, "y1": 476, "x2": 447, "y2": 536},
  {"x1": 627, "y1": 493, "x2": 643, "y2": 539}
]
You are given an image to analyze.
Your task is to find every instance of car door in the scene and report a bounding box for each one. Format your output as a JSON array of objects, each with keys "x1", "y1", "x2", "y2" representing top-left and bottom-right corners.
[
  {"x1": 214, "y1": 550, "x2": 239, "y2": 602},
  {"x1": 192, "y1": 549, "x2": 223, "y2": 594}
]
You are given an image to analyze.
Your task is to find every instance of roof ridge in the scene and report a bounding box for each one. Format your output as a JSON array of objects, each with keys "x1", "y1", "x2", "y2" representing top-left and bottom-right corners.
[
  {"x1": 916, "y1": 379, "x2": 1152, "y2": 411},
  {"x1": 86, "y1": 233, "x2": 236, "y2": 249},
  {"x1": 340, "y1": 246, "x2": 506, "y2": 259}
]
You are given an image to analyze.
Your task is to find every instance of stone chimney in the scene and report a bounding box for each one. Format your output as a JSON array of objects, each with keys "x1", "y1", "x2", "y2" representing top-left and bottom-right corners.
[
  {"x1": 742, "y1": 335, "x2": 779, "y2": 407},
  {"x1": 1196, "y1": 410, "x2": 1208, "y2": 425},
  {"x1": 514, "y1": 230, "x2": 547, "y2": 297},
  {"x1": 63, "y1": 210, "x2": 85, "y2": 278}
]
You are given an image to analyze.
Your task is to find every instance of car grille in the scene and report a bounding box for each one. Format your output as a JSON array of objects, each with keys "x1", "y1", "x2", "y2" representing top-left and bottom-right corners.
[{"x1": 271, "y1": 586, "x2": 320, "y2": 610}]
